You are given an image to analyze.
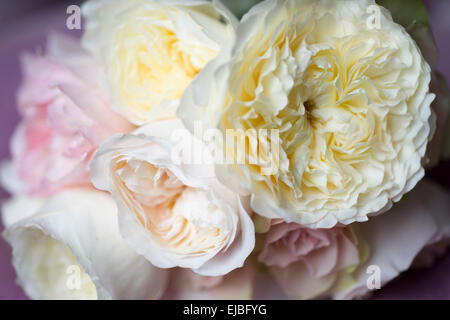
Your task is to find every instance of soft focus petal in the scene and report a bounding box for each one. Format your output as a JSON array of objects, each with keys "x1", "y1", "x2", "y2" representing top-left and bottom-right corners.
[
  {"x1": 1, "y1": 195, "x2": 45, "y2": 228},
  {"x1": 1, "y1": 34, "x2": 132, "y2": 197},
  {"x1": 164, "y1": 264, "x2": 253, "y2": 299},
  {"x1": 3, "y1": 188, "x2": 169, "y2": 300},
  {"x1": 334, "y1": 179, "x2": 450, "y2": 299},
  {"x1": 258, "y1": 222, "x2": 360, "y2": 299}
]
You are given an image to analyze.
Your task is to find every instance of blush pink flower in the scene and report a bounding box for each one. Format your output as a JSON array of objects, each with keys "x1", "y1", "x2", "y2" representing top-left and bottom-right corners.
[
  {"x1": 2, "y1": 34, "x2": 133, "y2": 196},
  {"x1": 258, "y1": 222, "x2": 360, "y2": 299},
  {"x1": 255, "y1": 179, "x2": 450, "y2": 300}
]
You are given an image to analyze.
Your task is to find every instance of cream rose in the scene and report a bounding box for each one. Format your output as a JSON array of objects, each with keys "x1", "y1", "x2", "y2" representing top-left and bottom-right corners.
[
  {"x1": 90, "y1": 119, "x2": 254, "y2": 276},
  {"x1": 2, "y1": 188, "x2": 168, "y2": 300},
  {"x1": 81, "y1": 0, "x2": 237, "y2": 125},
  {"x1": 179, "y1": 0, "x2": 435, "y2": 228}
]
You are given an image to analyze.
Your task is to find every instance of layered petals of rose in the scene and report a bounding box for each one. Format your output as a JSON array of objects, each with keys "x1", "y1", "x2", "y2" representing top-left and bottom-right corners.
[
  {"x1": 258, "y1": 222, "x2": 360, "y2": 299},
  {"x1": 1, "y1": 34, "x2": 133, "y2": 196},
  {"x1": 81, "y1": 0, "x2": 237, "y2": 124},
  {"x1": 90, "y1": 119, "x2": 254, "y2": 276},
  {"x1": 2, "y1": 188, "x2": 168, "y2": 300},
  {"x1": 178, "y1": 0, "x2": 435, "y2": 228}
]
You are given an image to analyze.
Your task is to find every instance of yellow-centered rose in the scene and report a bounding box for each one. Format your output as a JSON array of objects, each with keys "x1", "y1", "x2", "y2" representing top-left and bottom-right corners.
[
  {"x1": 82, "y1": 0, "x2": 236, "y2": 124},
  {"x1": 179, "y1": 0, "x2": 435, "y2": 228}
]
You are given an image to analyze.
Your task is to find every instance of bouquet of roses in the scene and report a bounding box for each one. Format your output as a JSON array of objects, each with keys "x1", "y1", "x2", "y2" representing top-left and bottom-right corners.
[{"x1": 2, "y1": 0, "x2": 450, "y2": 300}]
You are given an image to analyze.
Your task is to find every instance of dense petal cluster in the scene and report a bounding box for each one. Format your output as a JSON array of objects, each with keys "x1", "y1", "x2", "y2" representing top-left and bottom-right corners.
[
  {"x1": 82, "y1": 0, "x2": 236, "y2": 124},
  {"x1": 179, "y1": 0, "x2": 435, "y2": 227},
  {"x1": 1, "y1": 34, "x2": 132, "y2": 196},
  {"x1": 91, "y1": 120, "x2": 255, "y2": 276}
]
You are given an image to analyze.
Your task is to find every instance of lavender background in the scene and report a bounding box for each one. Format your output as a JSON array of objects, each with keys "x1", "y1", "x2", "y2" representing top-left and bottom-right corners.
[{"x1": 0, "y1": 0, "x2": 449, "y2": 300}]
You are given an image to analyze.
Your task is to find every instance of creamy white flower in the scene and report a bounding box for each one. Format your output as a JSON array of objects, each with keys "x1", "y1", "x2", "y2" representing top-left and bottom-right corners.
[
  {"x1": 179, "y1": 0, "x2": 435, "y2": 228},
  {"x1": 90, "y1": 119, "x2": 255, "y2": 276},
  {"x1": 2, "y1": 188, "x2": 168, "y2": 300},
  {"x1": 81, "y1": 0, "x2": 237, "y2": 125}
]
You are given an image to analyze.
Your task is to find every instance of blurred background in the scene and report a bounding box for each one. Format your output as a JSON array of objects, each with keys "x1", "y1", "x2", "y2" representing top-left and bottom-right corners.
[{"x1": 0, "y1": 0, "x2": 449, "y2": 299}]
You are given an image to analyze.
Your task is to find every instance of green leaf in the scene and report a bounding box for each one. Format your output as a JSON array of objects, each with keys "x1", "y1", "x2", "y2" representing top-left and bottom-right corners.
[
  {"x1": 376, "y1": 0, "x2": 429, "y2": 28},
  {"x1": 224, "y1": 0, "x2": 264, "y2": 20},
  {"x1": 226, "y1": 0, "x2": 430, "y2": 25}
]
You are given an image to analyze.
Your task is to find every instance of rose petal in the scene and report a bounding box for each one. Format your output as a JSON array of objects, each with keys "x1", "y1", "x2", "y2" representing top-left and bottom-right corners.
[{"x1": 3, "y1": 188, "x2": 169, "y2": 299}]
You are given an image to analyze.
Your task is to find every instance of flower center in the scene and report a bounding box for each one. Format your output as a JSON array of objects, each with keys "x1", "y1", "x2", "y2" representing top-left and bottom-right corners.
[
  {"x1": 303, "y1": 99, "x2": 316, "y2": 123},
  {"x1": 115, "y1": 159, "x2": 231, "y2": 256},
  {"x1": 111, "y1": 8, "x2": 217, "y2": 117}
]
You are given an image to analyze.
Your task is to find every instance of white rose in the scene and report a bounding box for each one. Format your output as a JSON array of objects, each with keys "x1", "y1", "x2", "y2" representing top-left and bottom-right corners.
[
  {"x1": 81, "y1": 0, "x2": 237, "y2": 125},
  {"x1": 178, "y1": 0, "x2": 435, "y2": 228},
  {"x1": 2, "y1": 188, "x2": 168, "y2": 299},
  {"x1": 90, "y1": 119, "x2": 255, "y2": 276}
]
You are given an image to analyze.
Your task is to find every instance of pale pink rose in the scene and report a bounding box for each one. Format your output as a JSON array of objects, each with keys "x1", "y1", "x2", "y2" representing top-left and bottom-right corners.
[
  {"x1": 334, "y1": 179, "x2": 450, "y2": 299},
  {"x1": 254, "y1": 179, "x2": 450, "y2": 300},
  {"x1": 2, "y1": 34, "x2": 133, "y2": 196},
  {"x1": 258, "y1": 222, "x2": 360, "y2": 300}
]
